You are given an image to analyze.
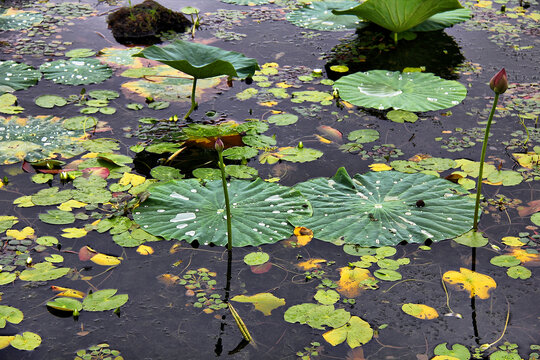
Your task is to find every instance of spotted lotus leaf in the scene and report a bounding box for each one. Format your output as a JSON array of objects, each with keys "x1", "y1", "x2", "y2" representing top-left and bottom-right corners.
[
  {"x1": 133, "y1": 178, "x2": 312, "y2": 247},
  {"x1": 40, "y1": 59, "x2": 112, "y2": 86},
  {"x1": 0, "y1": 115, "x2": 85, "y2": 164},
  {"x1": 287, "y1": 1, "x2": 365, "y2": 31},
  {"x1": 0, "y1": 8, "x2": 43, "y2": 31},
  {"x1": 291, "y1": 167, "x2": 475, "y2": 246},
  {"x1": 0, "y1": 61, "x2": 41, "y2": 93}
]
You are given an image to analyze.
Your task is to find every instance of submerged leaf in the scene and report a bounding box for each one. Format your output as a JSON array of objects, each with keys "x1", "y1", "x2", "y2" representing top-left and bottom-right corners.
[
  {"x1": 231, "y1": 293, "x2": 285, "y2": 316},
  {"x1": 443, "y1": 268, "x2": 496, "y2": 299},
  {"x1": 337, "y1": 267, "x2": 374, "y2": 297}
]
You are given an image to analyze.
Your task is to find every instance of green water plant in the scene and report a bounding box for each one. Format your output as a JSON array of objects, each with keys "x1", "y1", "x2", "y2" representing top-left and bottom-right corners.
[
  {"x1": 133, "y1": 40, "x2": 259, "y2": 119},
  {"x1": 472, "y1": 68, "x2": 508, "y2": 231}
]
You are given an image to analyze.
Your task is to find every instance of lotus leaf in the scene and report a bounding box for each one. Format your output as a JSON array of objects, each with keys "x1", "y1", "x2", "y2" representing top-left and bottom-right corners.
[
  {"x1": 243, "y1": 252, "x2": 270, "y2": 266},
  {"x1": 322, "y1": 316, "x2": 373, "y2": 348},
  {"x1": 10, "y1": 332, "x2": 41, "y2": 351},
  {"x1": 490, "y1": 255, "x2": 521, "y2": 268},
  {"x1": 507, "y1": 266, "x2": 532, "y2": 280},
  {"x1": 409, "y1": 8, "x2": 472, "y2": 32},
  {"x1": 314, "y1": 289, "x2": 340, "y2": 305},
  {"x1": 82, "y1": 289, "x2": 128, "y2": 311},
  {"x1": 401, "y1": 303, "x2": 439, "y2": 319},
  {"x1": 98, "y1": 47, "x2": 144, "y2": 67},
  {"x1": 40, "y1": 59, "x2": 113, "y2": 85},
  {"x1": 433, "y1": 343, "x2": 471, "y2": 360},
  {"x1": 0, "y1": 8, "x2": 43, "y2": 30},
  {"x1": 290, "y1": 168, "x2": 475, "y2": 246},
  {"x1": 0, "y1": 272, "x2": 17, "y2": 285},
  {"x1": 267, "y1": 113, "x2": 298, "y2": 126},
  {"x1": 230, "y1": 293, "x2": 285, "y2": 316},
  {"x1": 65, "y1": 48, "x2": 96, "y2": 58},
  {"x1": 453, "y1": 230, "x2": 488, "y2": 248},
  {"x1": 0, "y1": 61, "x2": 41, "y2": 93},
  {"x1": 0, "y1": 305, "x2": 23, "y2": 328},
  {"x1": 286, "y1": 1, "x2": 364, "y2": 31},
  {"x1": 443, "y1": 268, "x2": 496, "y2": 299},
  {"x1": 259, "y1": 146, "x2": 324, "y2": 164},
  {"x1": 150, "y1": 166, "x2": 184, "y2": 181},
  {"x1": 222, "y1": 146, "x2": 259, "y2": 160},
  {"x1": 219, "y1": 0, "x2": 271, "y2": 5},
  {"x1": 133, "y1": 178, "x2": 312, "y2": 247},
  {"x1": 333, "y1": 0, "x2": 463, "y2": 33},
  {"x1": 284, "y1": 303, "x2": 351, "y2": 330},
  {"x1": 334, "y1": 70, "x2": 467, "y2": 111},
  {"x1": 39, "y1": 209, "x2": 76, "y2": 225},
  {"x1": 46, "y1": 298, "x2": 82, "y2": 313},
  {"x1": 31, "y1": 187, "x2": 73, "y2": 206},
  {"x1": 19, "y1": 262, "x2": 71, "y2": 281},
  {"x1": 0, "y1": 115, "x2": 85, "y2": 164},
  {"x1": 225, "y1": 164, "x2": 258, "y2": 179},
  {"x1": 0, "y1": 93, "x2": 23, "y2": 114}
]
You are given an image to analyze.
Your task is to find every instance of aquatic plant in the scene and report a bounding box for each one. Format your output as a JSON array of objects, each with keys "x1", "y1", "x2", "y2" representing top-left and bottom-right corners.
[
  {"x1": 133, "y1": 40, "x2": 259, "y2": 119},
  {"x1": 472, "y1": 68, "x2": 508, "y2": 231}
]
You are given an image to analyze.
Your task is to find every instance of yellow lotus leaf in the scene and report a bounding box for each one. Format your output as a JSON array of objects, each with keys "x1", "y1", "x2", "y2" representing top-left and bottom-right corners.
[
  {"x1": 315, "y1": 134, "x2": 332, "y2": 144},
  {"x1": 474, "y1": 1, "x2": 492, "y2": 7},
  {"x1": 61, "y1": 227, "x2": 87, "y2": 238},
  {"x1": 57, "y1": 200, "x2": 88, "y2": 211},
  {"x1": 51, "y1": 286, "x2": 85, "y2": 299},
  {"x1": 337, "y1": 267, "x2": 374, "y2": 298},
  {"x1": 259, "y1": 101, "x2": 278, "y2": 107},
  {"x1": 401, "y1": 303, "x2": 439, "y2": 320},
  {"x1": 230, "y1": 293, "x2": 285, "y2": 316},
  {"x1": 276, "y1": 82, "x2": 293, "y2": 88},
  {"x1": 369, "y1": 163, "x2": 392, "y2": 172},
  {"x1": 157, "y1": 274, "x2": 180, "y2": 286},
  {"x1": 0, "y1": 336, "x2": 15, "y2": 350},
  {"x1": 136, "y1": 244, "x2": 154, "y2": 255},
  {"x1": 508, "y1": 248, "x2": 540, "y2": 264},
  {"x1": 513, "y1": 152, "x2": 540, "y2": 169},
  {"x1": 443, "y1": 268, "x2": 496, "y2": 299},
  {"x1": 431, "y1": 356, "x2": 461, "y2": 360},
  {"x1": 119, "y1": 172, "x2": 146, "y2": 187},
  {"x1": 90, "y1": 253, "x2": 122, "y2": 266},
  {"x1": 82, "y1": 152, "x2": 98, "y2": 158},
  {"x1": 297, "y1": 258, "x2": 326, "y2": 270},
  {"x1": 323, "y1": 316, "x2": 373, "y2": 348},
  {"x1": 501, "y1": 236, "x2": 526, "y2": 247},
  {"x1": 294, "y1": 226, "x2": 313, "y2": 246},
  {"x1": 262, "y1": 62, "x2": 279, "y2": 68},
  {"x1": 6, "y1": 226, "x2": 35, "y2": 240}
]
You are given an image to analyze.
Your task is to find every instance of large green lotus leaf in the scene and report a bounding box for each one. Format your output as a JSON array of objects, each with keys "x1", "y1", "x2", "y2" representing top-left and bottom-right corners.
[
  {"x1": 334, "y1": 70, "x2": 467, "y2": 111},
  {"x1": 0, "y1": 61, "x2": 41, "y2": 93},
  {"x1": 0, "y1": 115, "x2": 85, "y2": 164},
  {"x1": 82, "y1": 289, "x2": 128, "y2": 311},
  {"x1": 290, "y1": 168, "x2": 475, "y2": 246},
  {"x1": 333, "y1": 0, "x2": 463, "y2": 33},
  {"x1": 0, "y1": 305, "x2": 23, "y2": 328},
  {"x1": 409, "y1": 8, "x2": 472, "y2": 32},
  {"x1": 19, "y1": 262, "x2": 71, "y2": 281},
  {"x1": 133, "y1": 40, "x2": 260, "y2": 80},
  {"x1": 0, "y1": 8, "x2": 43, "y2": 30},
  {"x1": 286, "y1": 1, "x2": 365, "y2": 31},
  {"x1": 133, "y1": 178, "x2": 312, "y2": 247},
  {"x1": 40, "y1": 59, "x2": 113, "y2": 85}
]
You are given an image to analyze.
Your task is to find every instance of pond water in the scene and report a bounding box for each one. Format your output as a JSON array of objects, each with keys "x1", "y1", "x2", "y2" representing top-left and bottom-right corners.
[{"x1": 1, "y1": 0, "x2": 539, "y2": 359}]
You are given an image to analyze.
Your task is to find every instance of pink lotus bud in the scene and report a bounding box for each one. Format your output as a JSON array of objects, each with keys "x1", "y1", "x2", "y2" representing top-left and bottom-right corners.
[
  {"x1": 215, "y1": 138, "x2": 224, "y2": 152},
  {"x1": 489, "y1": 68, "x2": 508, "y2": 94}
]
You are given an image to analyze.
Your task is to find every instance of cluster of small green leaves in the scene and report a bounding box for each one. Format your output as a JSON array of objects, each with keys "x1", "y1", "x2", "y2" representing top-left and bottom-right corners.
[
  {"x1": 74, "y1": 343, "x2": 123, "y2": 360},
  {"x1": 296, "y1": 341, "x2": 322, "y2": 360},
  {"x1": 472, "y1": 342, "x2": 540, "y2": 360},
  {"x1": 345, "y1": 245, "x2": 410, "y2": 283},
  {"x1": 35, "y1": 89, "x2": 119, "y2": 116},
  {"x1": 180, "y1": 268, "x2": 227, "y2": 313}
]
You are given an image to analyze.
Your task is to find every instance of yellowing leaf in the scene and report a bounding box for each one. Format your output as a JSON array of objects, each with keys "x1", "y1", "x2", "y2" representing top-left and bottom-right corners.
[
  {"x1": 294, "y1": 226, "x2": 313, "y2": 246},
  {"x1": 57, "y1": 200, "x2": 88, "y2": 211},
  {"x1": 258, "y1": 101, "x2": 278, "y2": 107},
  {"x1": 0, "y1": 336, "x2": 15, "y2": 350},
  {"x1": 61, "y1": 227, "x2": 87, "y2": 238},
  {"x1": 323, "y1": 316, "x2": 373, "y2": 348},
  {"x1": 401, "y1": 303, "x2": 439, "y2": 319},
  {"x1": 6, "y1": 226, "x2": 35, "y2": 240},
  {"x1": 501, "y1": 236, "x2": 526, "y2": 247},
  {"x1": 315, "y1": 134, "x2": 332, "y2": 144},
  {"x1": 508, "y1": 248, "x2": 540, "y2": 264},
  {"x1": 432, "y1": 356, "x2": 461, "y2": 360},
  {"x1": 90, "y1": 253, "x2": 122, "y2": 266},
  {"x1": 262, "y1": 62, "x2": 279, "y2": 68},
  {"x1": 169, "y1": 243, "x2": 182, "y2": 253},
  {"x1": 369, "y1": 163, "x2": 392, "y2": 171},
  {"x1": 297, "y1": 258, "x2": 326, "y2": 270},
  {"x1": 119, "y1": 172, "x2": 146, "y2": 187},
  {"x1": 443, "y1": 268, "x2": 496, "y2": 299},
  {"x1": 136, "y1": 244, "x2": 154, "y2": 255},
  {"x1": 474, "y1": 1, "x2": 492, "y2": 7},
  {"x1": 51, "y1": 286, "x2": 85, "y2": 299},
  {"x1": 337, "y1": 267, "x2": 374, "y2": 298},
  {"x1": 82, "y1": 152, "x2": 99, "y2": 158},
  {"x1": 230, "y1": 293, "x2": 285, "y2": 316},
  {"x1": 157, "y1": 273, "x2": 180, "y2": 286},
  {"x1": 276, "y1": 82, "x2": 293, "y2": 88}
]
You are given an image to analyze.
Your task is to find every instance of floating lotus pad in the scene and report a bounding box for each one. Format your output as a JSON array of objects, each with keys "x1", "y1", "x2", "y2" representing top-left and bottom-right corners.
[
  {"x1": 40, "y1": 59, "x2": 113, "y2": 85},
  {"x1": 0, "y1": 8, "x2": 43, "y2": 31},
  {"x1": 286, "y1": 1, "x2": 365, "y2": 31},
  {"x1": 333, "y1": 0, "x2": 463, "y2": 33},
  {"x1": 290, "y1": 168, "x2": 475, "y2": 246},
  {"x1": 133, "y1": 178, "x2": 312, "y2": 247},
  {"x1": 0, "y1": 61, "x2": 42, "y2": 93},
  {"x1": 219, "y1": 0, "x2": 271, "y2": 5},
  {"x1": 334, "y1": 70, "x2": 467, "y2": 111}
]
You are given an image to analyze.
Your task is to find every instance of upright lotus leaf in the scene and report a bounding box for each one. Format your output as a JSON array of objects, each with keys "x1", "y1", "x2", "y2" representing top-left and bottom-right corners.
[
  {"x1": 19, "y1": 262, "x2": 71, "y2": 282},
  {"x1": 322, "y1": 316, "x2": 373, "y2": 348},
  {"x1": 409, "y1": 8, "x2": 472, "y2": 32},
  {"x1": 133, "y1": 178, "x2": 312, "y2": 247},
  {"x1": 286, "y1": 1, "x2": 365, "y2": 31},
  {"x1": 230, "y1": 293, "x2": 285, "y2": 316},
  {"x1": 334, "y1": 70, "x2": 467, "y2": 111},
  {"x1": 291, "y1": 168, "x2": 475, "y2": 246},
  {"x1": 40, "y1": 59, "x2": 113, "y2": 85},
  {"x1": 0, "y1": 61, "x2": 41, "y2": 93},
  {"x1": 333, "y1": 0, "x2": 463, "y2": 33},
  {"x1": 443, "y1": 268, "x2": 496, "y2": 299},
  {"x1": 82, "y1": 289, "x2": 128, "y2": 311}
]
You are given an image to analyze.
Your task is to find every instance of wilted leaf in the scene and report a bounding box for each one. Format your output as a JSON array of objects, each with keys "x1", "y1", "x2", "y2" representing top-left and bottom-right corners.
[
  {"x1": 507, "y1": 249, "x2": 540, "y2": 265},
  {"x1": 119, "y1": 172, "x2": 146, "y2": 187},
  {"x1": 157, "y1": 274, "x2": 180, "y2": 286},
  {"x1": 322, "y1": 316, "x2": 373, "y2": 348},
  {"x1": 337, "y1": 267, "x2": 374, "y2": 298},
  {"x1": 443, "y1": 268, "x2": 496, "y2": 299},
  {"x1": 51, "y1": 286, "x2": 85, "y2": 298},
  {"x1": 231, "y1": 293, "x2": 285, "y2": 316},
  {"x1": 61, "y1": 227, "x2": 87, "y2": 238},
  {"x1": 369, "y1": 163, "x2": 392, "y2": 171},
  {"x1": 297, "y1": 258, "x2": 326, "y2": 270},
  {"x1": 294, "y1": 226, "x2": 313, "y2": 246},
  {"x1": 0, "y1": 336, "x2": 15, "y2": 350},
  {"x1": 6, "y1": 226, "x2": 34, "y2": 240},
  {"x1": 136, "y1": 244, "x2": 154, "y2": 255},
  {"x1": 401, "y1": 303, "x2": 439, "y2": 319}
]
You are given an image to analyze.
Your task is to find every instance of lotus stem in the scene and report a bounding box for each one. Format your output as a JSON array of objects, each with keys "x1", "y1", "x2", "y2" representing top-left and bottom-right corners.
[
  {"x1": 216, "y1": 141, "x2": 233, "y2": 250},
  {"x1": 472, "y1": 92, "x2": 499, "y2": 231},
  {"x1": 185, "y1": 78, "x2": 198, "y2": 119}
]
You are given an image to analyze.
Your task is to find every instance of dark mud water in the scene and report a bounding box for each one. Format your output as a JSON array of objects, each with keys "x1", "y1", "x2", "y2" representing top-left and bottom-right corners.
[{"x1": 1, "y1": 0, "x2": 539, "y2": 359}]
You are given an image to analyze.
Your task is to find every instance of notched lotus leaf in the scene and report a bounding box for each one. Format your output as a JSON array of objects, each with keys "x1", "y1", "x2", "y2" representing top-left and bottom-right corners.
[
  {"x1": 297, "y1": 258, "x2": 326, "y2": 270},
  {"x1": 322, "y1": 316, "x2": 373, "y2": 348},
  {"x1": 46, "y1": 297, "x2": 83, "y2": 313},
  {"x1": 19, "y1": 262, "x2": 71, "y2": 282},
  {"x1": 0, "y1": 61, "x2": 41, "y2": 92},
  {"x1": 0, "y1": 305, "x2": 23, "y2": 328},
  {"x1": 287, "y1": 1, "x2": 364, "y2": 31},
  {"x1": 401, "y1": 303, "x2": 439, "y2": 319},
  {"x1": 230, "y1": 293, "x2": 285, "y2": 316},
  {"x1": 10, "y1": 331, "x2": 41, "y2": 351},
  {"x1": 443, "y1": 268, "x2": 496, "y2": 299},
  {"x1": 40, "y1": 59, "x2": 112, "y2": 86},
  {"x1": 284, "y1": 303, "x2": 351, "y2": 330},
  {"x1": 82, "y1": 289, "x2": 128, "y2": 311}
]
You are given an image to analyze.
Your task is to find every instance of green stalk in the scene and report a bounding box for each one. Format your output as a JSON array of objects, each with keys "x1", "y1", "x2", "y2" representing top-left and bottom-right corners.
[
  {"x1": 184, "y1": 78, "x2": 198, "y2": 119},
  {"x1": 217, "y1": 148, "x2": 233, "y2": 250},
  {"x1": 472, "y1": 92, "x2": 499, "y2": 230}
]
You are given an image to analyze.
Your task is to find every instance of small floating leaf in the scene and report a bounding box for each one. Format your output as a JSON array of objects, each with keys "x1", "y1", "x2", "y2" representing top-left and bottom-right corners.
[
  {"x1": 322, "y1": 316, "x2": 373, "y2": 348},
  {"x1": 443, "y1": 268, "x2": 496, "y2": 299},
  {"x1": 19, "y1": 262, "x2": 70, "y2": 282},
  {"x1": 0, "y1": 305, "x2": 23, "y2": 328},
  {"x1": 46, "y1": 297, "x2": 83, "y2": 313},
  {"x1": 10, "y1": 332, "x2": 41, "y2": 351},
  {"x1": 231, "y1": 293, "x2": 285, "y2": 316},
  {"x1": 82, "y1": 289, "x2": 128, "y2": 311},
  {"x1": 314, "y1": 289, "x2": 340, "y2": 305},
  {"x1": 284, "y1": 303, "x2": 350, "y2": 330},
  {"x1": 243, "y1": 252, "x2": 270, "y2": 266},
  {"x1": 401, "y1": 303, "x2": 439, "y2": 319}
]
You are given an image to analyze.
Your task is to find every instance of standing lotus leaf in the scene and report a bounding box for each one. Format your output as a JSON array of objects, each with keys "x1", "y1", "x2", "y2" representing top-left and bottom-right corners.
[
  {"x1": 133, "y1": 178, "x2": 312, "y2": 247},
  {"x1": 334, "y1": 70, "x2": 467, "y2": 112},
  {"x1": 291, "y1": 168, "x2": 475, "y2": 246}
]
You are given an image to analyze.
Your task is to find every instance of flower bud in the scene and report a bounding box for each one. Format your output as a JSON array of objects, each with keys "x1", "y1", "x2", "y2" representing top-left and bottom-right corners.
[
  {"x1": 489, "y1": 68, "x2": 508, "y2": 94},
  {"x1": 215, "y1": 138, "x2": 224, "y2": 152}
]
